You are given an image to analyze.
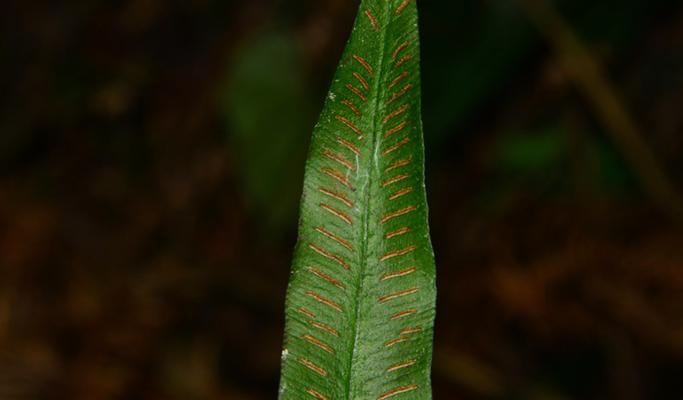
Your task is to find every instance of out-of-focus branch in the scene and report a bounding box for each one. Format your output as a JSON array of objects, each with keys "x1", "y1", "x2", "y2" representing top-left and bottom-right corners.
[
  {"x1": 433, "y1": 351, "x2": 505, "y2": 397},
  {"x1": 518, "y1": 0, "x2": 683, "y2": 222}
]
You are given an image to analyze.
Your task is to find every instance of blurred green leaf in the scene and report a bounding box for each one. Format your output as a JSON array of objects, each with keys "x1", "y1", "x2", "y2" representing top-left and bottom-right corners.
[
  {"x1": 222, "y1": 31, "x2": 316, "y2": 235},
  {"x1": 495, "y1": 128, "x2": 567, "y2": 173}
]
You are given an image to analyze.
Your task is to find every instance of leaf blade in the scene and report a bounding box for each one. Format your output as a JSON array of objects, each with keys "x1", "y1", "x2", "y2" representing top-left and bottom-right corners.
[{"x1": 280, "y1": 1, "x2": 436, "y2": 399}]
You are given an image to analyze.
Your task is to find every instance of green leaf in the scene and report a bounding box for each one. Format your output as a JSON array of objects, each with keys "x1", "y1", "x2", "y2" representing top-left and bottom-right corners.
[
  {"x1": 222, "y1": 31, "x2": 315, "y2": 235},
  {"x1": 279, "y1": 1, "x2": 436, "y2": 399},
  {"x1": 495, "y1": 127, "x2": 567, "y2": 173}
]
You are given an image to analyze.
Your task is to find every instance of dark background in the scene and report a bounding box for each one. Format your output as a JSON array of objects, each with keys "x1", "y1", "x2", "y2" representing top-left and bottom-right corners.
[{"x1": 1, "y1": 0, "x2": 682, "y2": 399}]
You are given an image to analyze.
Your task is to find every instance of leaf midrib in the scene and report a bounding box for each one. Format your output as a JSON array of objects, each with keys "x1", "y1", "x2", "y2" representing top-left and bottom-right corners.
[{"x1": 345, "y1": 2, "x2": 392, "y2": 398}]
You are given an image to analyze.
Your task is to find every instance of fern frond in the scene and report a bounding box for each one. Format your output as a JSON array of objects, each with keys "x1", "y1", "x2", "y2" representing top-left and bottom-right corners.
[{"x1": 279, "y1": 1, "x2": 436, "y2": 399}]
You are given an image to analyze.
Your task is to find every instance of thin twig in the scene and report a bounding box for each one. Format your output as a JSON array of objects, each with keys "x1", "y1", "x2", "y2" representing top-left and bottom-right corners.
[{"x1": 518, "y1": 0, "x2": 683, "y2": 222}]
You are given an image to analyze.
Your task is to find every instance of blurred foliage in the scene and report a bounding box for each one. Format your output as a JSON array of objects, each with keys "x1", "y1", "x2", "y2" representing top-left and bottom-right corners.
[
  {"x1": 421, "y1": 2, "x2": 535, "y2": 139},
  {"x1": 495, "y1": 127, "x2": 567, "y2": 174},
  {"x1": 0, "y1": 0, "x2": 682, "y2": 399},
  {"x1": 222, "y1": 31, "x2": 314, "y2": 235}
]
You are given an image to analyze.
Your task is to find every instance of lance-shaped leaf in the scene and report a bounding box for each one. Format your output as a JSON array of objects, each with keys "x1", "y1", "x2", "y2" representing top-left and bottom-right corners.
[{"x1": 279, "y1": 1, "x2": 436, "y2": 399}]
